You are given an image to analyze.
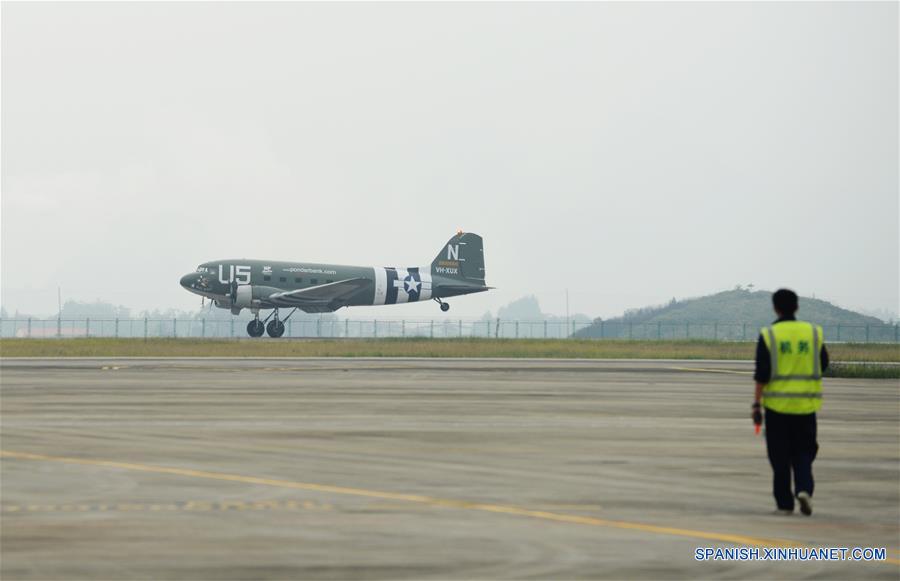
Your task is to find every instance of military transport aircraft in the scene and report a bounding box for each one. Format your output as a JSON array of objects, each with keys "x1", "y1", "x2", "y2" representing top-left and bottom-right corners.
[{"x1": 179, "y1": 232, "x2": 491, "y2": 337}]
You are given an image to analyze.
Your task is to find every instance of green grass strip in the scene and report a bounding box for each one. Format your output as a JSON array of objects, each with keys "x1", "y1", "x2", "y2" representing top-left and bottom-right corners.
[
  {"x1": 825, "y1": 362, "x2": 900, "y2": 379},
  {"x1": 1, "y1": 338, "x2": 898, "y2": 363}
]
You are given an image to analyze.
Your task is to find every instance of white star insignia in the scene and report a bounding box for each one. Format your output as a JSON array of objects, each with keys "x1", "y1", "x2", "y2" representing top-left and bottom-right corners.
[{"x1": 405, "y1": 277, "x2": 420, "y2": 294}]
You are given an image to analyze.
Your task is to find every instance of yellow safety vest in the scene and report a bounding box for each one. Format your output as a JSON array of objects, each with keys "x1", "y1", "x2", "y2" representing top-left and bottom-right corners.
[{"x1": 760, "y1": 321, "x2": 824, "y2": 414}]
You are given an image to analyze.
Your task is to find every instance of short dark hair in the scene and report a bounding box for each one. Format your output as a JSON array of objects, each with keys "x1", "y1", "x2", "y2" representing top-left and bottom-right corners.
[{"x1": 772, "y1": 288, "x2": 798, "y2": 315}]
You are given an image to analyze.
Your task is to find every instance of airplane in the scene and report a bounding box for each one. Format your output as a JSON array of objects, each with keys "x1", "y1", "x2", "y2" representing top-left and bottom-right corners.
[{"x1": 179, "y1": 231, "x2": 491, "y2": 338}]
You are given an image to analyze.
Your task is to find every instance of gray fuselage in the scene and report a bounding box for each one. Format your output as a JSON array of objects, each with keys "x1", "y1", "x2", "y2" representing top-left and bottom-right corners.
[{"x1": 180, "y1": 259, "x2": 484, "y2": 313}]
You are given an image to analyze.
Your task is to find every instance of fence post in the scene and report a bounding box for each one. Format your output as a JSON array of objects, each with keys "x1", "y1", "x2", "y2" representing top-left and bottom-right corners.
[
  {"x1": 714, "y1": 322, "x2": 718, "y2": 340},
  {"x1": 26, "y1": 317, "x2": 31, "y2": 338},
  {"x1": 200, "y1": 318, "x2": 205, "y2": 338},
  {"x1": 686, "y1": 322, "x2": 689, "y2": 339},
  {"x1": 430, "y1": 320, "x2": 434, "y2": 338},
  {"x1": 742, "y1": 323, "x2": 746, "y2": 341},
  {"x1": 144, "y1": 317, "x2": 148, "y2": 340},
  {"x1": 402, "y1": 320, "x2": 406, "y2": 338},
  {"x1": 895, "y1": 323, "x2": 899, "y2": 343},
  {"x1": 836, "y1": 324, "x2": 841, "y2": 342},
  {"x1": 459, "y1": 320, "x2": 463, "y2": 337},
  {"x1": 344, "y1": 319, "x2": 349, "y2": 338},
  {"x1": 115, "y1": 317, "x2": 119, "y2": 338},
  {"x1": 657, "y1": 321, "x2": 661, "y2": 340},
  {"x1": 628, "y1": 322, "x2": 632, "y2": 340},
  {"x1": 515, "y1": 321, "x2": 519, "y2": 339},
  {"x1": 866, "y1": 324, "x2": 870, "y2": 343},
  {"x1": 374, "y1": 320, "x2": 378, "y2": 338},
  {"x1": 173, "y1": 318, "x2": 177, "y2": 338},
  {"x1": 86, "y1": 317, "x2": 90, "y2": 338},
  {"x1": 599, "y1": 320, "x2": 604, "y2": 338},
  {"x1": 317, "y1": 319, "x2": 321, "y2": 338},
  {"x1": 57, "y1": 317, "x2": 62, "y2": 338}
]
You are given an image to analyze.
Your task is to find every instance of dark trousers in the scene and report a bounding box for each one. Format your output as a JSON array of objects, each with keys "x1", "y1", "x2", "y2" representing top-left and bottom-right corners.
[{"x1": 764, "y1": 408, "x2": 818, "y2": 511}]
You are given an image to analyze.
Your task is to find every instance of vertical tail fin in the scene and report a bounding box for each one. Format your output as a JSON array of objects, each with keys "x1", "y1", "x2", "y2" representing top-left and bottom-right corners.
[{"x1": 431, "y1": 232, "x2": 485, "y2": 283}]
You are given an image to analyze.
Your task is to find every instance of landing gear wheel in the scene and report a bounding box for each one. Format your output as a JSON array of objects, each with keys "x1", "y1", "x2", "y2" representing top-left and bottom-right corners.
[
  {"x1": 266, "y1": 320, "x2": 285, "y2": 338},
  {"x1": 247, "y1": 319, "x2": 265, "y2": 337},
  {"x1": 440, "y1": 302, "x2": 450, "y2": 312}
]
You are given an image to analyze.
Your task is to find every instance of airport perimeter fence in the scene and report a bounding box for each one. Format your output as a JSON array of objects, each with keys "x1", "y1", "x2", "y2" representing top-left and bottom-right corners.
[{"x1": 1, "y1": 318, "x2": 899, "y2": 343}]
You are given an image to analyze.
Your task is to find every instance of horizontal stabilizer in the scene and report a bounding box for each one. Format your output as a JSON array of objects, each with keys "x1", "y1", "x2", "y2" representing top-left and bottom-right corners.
[{"x1": 434, "y1": 284, "x2": 493, "y2": 293}]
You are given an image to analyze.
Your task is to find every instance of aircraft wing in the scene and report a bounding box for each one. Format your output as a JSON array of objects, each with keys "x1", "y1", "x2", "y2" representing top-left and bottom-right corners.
[{"x1": 267, "y1": 278, "x2": 372, "y2": 312}]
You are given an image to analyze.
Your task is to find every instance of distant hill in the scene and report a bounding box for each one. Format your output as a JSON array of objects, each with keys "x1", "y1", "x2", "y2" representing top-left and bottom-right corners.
[
  {"x1": 481, "y1": 295, "x2": 592, "y2": 338},
  {"x1": 482, "y1": 295, "x2": 591, "y2": 324},
  {"x1": 574, "y1": 289, "x2": 892, "y2": 341}
]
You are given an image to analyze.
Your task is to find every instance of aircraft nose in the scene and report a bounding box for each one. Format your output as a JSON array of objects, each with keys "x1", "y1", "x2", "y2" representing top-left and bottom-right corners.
[{"x1": 180, "y1": 273, "x2": 197, "y2": 289}]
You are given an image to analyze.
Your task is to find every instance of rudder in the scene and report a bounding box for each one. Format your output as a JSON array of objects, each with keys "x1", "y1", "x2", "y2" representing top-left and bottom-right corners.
[{"x1": 431, "y1": 232, "x2": 485, "y2": 283}]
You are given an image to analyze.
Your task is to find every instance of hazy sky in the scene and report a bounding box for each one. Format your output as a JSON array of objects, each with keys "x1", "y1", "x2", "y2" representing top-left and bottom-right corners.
[{"x1": 2, "y1": 2, "x2": 897, "y2": 319}]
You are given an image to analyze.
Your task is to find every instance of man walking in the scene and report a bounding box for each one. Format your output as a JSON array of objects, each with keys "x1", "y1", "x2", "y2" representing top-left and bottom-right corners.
[{"x1": 752, "y1": 288, "x2": 829, "y2": 516}]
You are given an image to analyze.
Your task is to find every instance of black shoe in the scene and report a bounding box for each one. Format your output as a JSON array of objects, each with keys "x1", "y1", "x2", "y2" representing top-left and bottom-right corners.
[{"x1": 797, "y1": 491, "x2": 812, "y2": 516}]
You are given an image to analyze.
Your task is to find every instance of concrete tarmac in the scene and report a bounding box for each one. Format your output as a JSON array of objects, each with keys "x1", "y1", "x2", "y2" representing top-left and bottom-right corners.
[{"x1": 1, "y1": 358, "x2": 897, "y2": 579}]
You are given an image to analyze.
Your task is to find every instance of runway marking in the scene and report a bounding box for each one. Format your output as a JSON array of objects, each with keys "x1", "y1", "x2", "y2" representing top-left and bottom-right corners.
[
  {"x1": 5, "y1": 450, "x2": 897, "y2": 564},
  {"x1": 90, "y1": 365, "x2": 458, "y2": 374},
  {"x1": 671, "y1": 366, "x2": 753, "y2": 376},
  {"x1": 1, "y1": 499, "x2": 332, "y2": 513},
  {"x1": 365, "y1": 502, "x2": 605, "y2": 512}
]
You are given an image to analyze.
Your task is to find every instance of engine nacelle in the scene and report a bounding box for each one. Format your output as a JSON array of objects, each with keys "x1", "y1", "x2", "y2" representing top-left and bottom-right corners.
[
  {"x1": 234, "y1": 284, "x2": 255, "y2": 308},
  {"x1": 232, "y1": 284, "x2": 278, "y2": 309}
]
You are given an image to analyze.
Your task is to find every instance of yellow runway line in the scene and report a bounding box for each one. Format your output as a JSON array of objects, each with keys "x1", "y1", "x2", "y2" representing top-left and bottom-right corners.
[{"x1": 2, "y1": 449, "x2": 897, "y2": 565}]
